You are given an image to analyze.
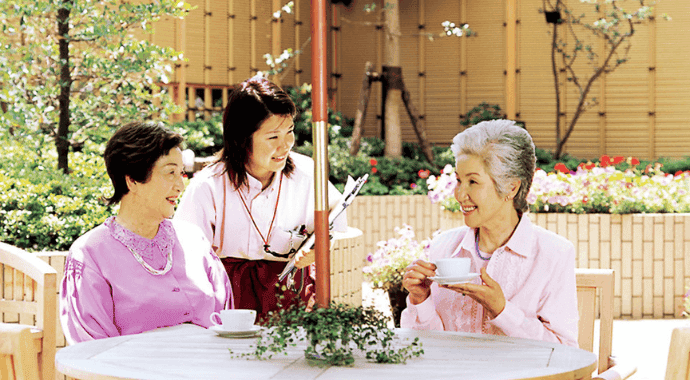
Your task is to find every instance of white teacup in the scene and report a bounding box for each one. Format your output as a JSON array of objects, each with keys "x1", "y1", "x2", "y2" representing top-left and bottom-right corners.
[
  {"x1": 434, "y1": 258, "x2": 471, "y2": 278},
  {"x1": 210, "y1": 309, "x2": 257, "y2": 331}
]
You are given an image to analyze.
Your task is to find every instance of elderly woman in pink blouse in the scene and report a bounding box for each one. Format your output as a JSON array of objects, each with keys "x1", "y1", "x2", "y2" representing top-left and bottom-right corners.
[
  {"x1": 60, "y1": 122, "x2": 233, "y2": 344},
  {"x1": 401, "y1": 119, "x2": 578, "y2": 347}
]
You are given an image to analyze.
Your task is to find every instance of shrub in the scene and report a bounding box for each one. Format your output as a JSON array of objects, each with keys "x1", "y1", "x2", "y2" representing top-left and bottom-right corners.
[
  {"x1": 285, "y1": 83, "x2": 354, "y2": 146},
  {"x1": 0, "y1": 141, "x2": 115, "y2": 251},
  {"x1": 171, "y1": 114, "x2": 224, "y2": 157}
]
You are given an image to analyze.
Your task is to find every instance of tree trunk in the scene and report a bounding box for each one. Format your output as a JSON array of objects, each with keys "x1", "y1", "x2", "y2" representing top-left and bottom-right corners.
[
  {"x1": 551, "y1": 21, "x2": 563, "y2": 159},
  {"x1": 401, "y1": 84, "x2": 436, "y2": 168},
  {"x1": 349, "y1": 62, "x2": 375, "y2": 156},
  {"x1": 57, "y1": 3, "x2": 73, "y2": 174},
  {"x1": 382, "y1": 0, "x2": 402, "y2": 158}
]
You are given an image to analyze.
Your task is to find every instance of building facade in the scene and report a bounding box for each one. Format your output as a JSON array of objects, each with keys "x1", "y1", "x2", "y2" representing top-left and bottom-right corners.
[{"x1": 146, "y1": 0, "x2": 690, "y2": 160}]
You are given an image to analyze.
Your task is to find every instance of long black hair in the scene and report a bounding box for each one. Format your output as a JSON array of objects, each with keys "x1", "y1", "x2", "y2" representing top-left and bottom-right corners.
[{"x1": 216, "y1": 77, "x2": 297, "y2": 189}]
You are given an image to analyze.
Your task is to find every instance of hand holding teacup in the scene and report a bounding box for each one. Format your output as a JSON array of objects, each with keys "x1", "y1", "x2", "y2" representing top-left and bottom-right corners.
[
  {"x1": 443, "y1": 267, "x2": 507, "y2": 320},
  {"x1": 402, "y1": 259, "x2": 436, "y2": 305}
]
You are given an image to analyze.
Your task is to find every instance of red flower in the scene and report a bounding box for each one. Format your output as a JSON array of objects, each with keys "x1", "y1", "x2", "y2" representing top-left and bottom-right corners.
[
  {"x1": 371, "y1": 167, "x2": 378, "y2": 174},
  {"x1": 585, "y1": 163, "x2": 596, "y2": 170},
  {"x1": 613, "y1": 156, "x2": 625, "y2": 165},
  {"x1": 418, "y1": 169, "x2": 430, "y2": 179},
  {"x1": 554, "y1": 163, "x2": 570, "y2": 174},
  {"x1": 631, "y1": 157, "x2": 640, "y2": 166},
  {"x1": 600, "y1": 155, "x2": 611, "y2": 167},
  {"x1": 410, "y1": 183, "x2": 418, "y2": 189},
  {"x1": 675, "y1": 170, "x2": 683, "y2": 177},
  {"x1": 582, "y1": 196, "x2": 589, "y2": 204},
  {"x1": 369, "y1": 158, "x2": 378, "y2": 166}
]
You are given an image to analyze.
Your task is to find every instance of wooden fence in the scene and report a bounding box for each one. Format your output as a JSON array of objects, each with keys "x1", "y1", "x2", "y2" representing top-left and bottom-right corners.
[{"x1": 348, "y1": 195, "x2": 690, "y2": 319}]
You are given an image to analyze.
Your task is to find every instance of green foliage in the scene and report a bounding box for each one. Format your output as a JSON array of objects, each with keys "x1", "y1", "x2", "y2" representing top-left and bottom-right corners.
[
  {"x1": 285, "y1": 84, "x2": 354, "y2": 146},
  {"x1": 230, "y1": 302, "x2": 423, "y2": 366},
  {"x1": 171, "y1": 114, "x2": 224, "y2": 157},
  {"x1": 0, "y1": 139, "x2": 115, "y2": 251},
  {"x1": 0, "y1": 0, "x2": 189, "y2": 170},
  {"x1": 460, "y1": 102, "x2": 504, "y2": 129}
]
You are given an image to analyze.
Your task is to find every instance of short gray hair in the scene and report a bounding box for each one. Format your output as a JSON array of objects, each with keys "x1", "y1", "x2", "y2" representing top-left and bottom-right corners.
[{"x1": 450, "y1": 119, "x2": 536, "y2": 212}]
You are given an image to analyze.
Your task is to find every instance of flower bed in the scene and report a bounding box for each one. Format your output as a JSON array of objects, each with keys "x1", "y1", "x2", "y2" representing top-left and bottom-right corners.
[
  {"x1": 350, "y1": 157, "x2": 690, "y2": 319},
  {"x1": 427, "y1": 157, "x2": 690, "y2": 215}
]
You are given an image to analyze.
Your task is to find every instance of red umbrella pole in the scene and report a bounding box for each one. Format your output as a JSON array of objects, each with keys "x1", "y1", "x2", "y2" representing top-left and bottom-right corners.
[{"x1": 310, "y1": 0, "x2": 330, "y2": 308}]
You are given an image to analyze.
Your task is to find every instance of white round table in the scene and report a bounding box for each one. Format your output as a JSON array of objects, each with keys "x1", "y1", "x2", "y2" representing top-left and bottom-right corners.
[{"x1": 56, "y1": 323, "x2": 596, "y2": 380}]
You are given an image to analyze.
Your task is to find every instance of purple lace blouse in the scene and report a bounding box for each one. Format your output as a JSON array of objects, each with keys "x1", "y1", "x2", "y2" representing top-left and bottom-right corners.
[{"x1": 60, "y1": 217, "x2": 233, "y2": 344}]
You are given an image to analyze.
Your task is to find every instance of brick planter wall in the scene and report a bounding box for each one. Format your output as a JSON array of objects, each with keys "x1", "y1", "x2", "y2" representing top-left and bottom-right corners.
[{"x1": 348, "y1": 195, "x2": 690, "y2": 319}]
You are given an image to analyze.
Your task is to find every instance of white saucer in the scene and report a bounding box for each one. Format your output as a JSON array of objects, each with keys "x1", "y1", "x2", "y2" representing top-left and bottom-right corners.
[
  {"x1": 429, "y1": 273, "x2": 480, "y2": 285},
  {"x1": 209, "y1": 325, "x2": 262, "y2": 338}
]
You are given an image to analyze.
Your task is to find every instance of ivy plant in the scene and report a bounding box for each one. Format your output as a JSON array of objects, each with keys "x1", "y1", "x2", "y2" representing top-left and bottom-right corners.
[{"x1": 230, "y1": 302, "x2": 423, "y2": 366}]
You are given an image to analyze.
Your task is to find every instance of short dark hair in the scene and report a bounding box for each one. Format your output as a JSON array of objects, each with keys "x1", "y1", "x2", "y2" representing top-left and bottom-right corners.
[
  {"x1": 217, "y1": 77, "x2": 297, "y2": 189},
  {"x1": 103, "y1": 121, "x2": 183, "y2": 205}
]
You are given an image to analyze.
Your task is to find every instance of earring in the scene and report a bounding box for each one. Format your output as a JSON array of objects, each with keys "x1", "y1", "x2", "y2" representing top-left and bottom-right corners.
[{"x1": 505, "y1": 196, "x2": 512, "y2": 202}]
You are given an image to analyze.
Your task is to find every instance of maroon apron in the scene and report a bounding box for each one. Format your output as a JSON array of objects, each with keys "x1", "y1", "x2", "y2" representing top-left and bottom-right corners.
[{"x1": 221, "y1": 257, "x2": 315, "y2": 323}]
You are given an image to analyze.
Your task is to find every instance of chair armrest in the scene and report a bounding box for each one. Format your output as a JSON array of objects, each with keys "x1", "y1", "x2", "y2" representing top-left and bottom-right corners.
[{"x1": 592, "y1": 363, "x2": 638, "y2": 380}]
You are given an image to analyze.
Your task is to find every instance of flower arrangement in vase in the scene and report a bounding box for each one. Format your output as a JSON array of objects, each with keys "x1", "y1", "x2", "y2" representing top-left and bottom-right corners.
[{"x1": 363, "y1": 225, "x2": 432, "y2": 327}]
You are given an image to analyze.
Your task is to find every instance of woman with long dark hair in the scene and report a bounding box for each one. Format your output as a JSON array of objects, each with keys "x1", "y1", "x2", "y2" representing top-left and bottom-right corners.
[{"x1": 175, "y1": 77, "x2": 346, "y2": 322}]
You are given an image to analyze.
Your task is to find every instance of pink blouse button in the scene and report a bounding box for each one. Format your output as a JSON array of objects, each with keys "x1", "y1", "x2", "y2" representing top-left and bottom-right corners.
[{"x1": 172, "y1": 287, "x2": 180, "y2": 292}]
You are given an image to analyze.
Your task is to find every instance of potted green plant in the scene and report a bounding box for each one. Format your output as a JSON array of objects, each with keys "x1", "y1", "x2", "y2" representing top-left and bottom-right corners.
[
  {"x1": 363, "y1": 225, "x2": 432, "y2": 327},
  {"x1": 230, "y1": 302, "x2": 423, "y2": 366}
]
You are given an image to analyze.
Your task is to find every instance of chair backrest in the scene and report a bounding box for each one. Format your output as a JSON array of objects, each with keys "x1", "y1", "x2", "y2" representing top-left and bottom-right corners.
[
  {"x1": 576, "y1": 268, "x2": 614, "y2": 375},
  {"x1": 0, "y1": 242, "x2": 57, "y2": 380},
  {"x1": 0, "y1": 323, "x2": 41, "y2": 380},
  {"x1": 665, "y1": 327, "x2": 690, "y2": 380}
]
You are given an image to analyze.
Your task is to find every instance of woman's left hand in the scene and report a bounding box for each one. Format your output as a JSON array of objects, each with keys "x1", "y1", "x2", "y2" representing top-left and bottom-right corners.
[
  {"x1": 293, "y1": 247, "x2": 315, "y2": 269},
  {"x1": 442, "y1": 268, "x2": 506, "y2": 319}
]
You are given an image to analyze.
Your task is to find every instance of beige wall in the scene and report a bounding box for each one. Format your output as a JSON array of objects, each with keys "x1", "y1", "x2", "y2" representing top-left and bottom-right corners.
[{"x1": 153, "y1": 0, "x2": 690, "y2": 160}]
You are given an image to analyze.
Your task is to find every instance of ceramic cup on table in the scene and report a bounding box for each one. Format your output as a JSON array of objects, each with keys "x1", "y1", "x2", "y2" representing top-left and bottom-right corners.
[
  {"x1": 210, "y1": 309, "x2": 256, "y2": 331},
  {"x1": 434, "y1": 257, "x2": 471, "y2": 278}
]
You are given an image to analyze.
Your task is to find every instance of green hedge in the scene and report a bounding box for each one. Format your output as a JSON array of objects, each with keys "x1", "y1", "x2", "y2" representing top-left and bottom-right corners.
[{"x1": 0, "y1": 141, "x2": 115, "y2": 251}]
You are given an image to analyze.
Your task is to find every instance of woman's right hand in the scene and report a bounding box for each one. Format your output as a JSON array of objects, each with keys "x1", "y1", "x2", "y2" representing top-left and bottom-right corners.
[{"x1": 402, "y1": 259, "x2": 436, "y2": 305}]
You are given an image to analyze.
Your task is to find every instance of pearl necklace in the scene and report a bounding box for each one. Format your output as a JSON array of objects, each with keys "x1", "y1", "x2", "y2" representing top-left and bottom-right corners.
[{"x1": 126, "y1": 246, "x2": 173, "y2": 275}]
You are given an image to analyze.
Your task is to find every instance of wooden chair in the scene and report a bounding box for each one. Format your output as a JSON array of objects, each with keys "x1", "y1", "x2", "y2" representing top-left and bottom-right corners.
[
  {"x1": 0, "y1": 323, "x2": 40, "y2": 380},
  {"x1": 576, "y1": 268, "x2": 636, "y2": 380},
  {"x1": 0, "y1": 242, "x2": 57, "y2": 380},
  {"x1": 665, "y1": 327, "x2": 690, "y2": 380}
]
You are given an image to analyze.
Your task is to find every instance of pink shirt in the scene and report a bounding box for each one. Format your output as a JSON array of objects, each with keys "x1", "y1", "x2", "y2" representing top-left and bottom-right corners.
[
  {"x1": 60, "y1": 218, "x2": 232, "y2": 345},
  {"x1": 174, "y1": 152, "x2": 346, "y2": 260},
  {"x1": 401, "y1": 215, "x2": 579, "y2": 347}
]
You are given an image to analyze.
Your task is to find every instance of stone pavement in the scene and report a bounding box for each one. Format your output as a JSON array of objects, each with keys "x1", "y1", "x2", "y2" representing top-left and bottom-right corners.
[{"x1": 361, "y1": 282, "x2": 689, "y2": 379}]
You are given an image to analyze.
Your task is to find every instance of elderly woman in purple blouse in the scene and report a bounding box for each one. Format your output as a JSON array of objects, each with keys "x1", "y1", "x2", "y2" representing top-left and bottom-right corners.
[
  {"x1": 401, "y1": 119, "x2": 578, "y2": 347},
  {"x1": 60, "y1": 122, "x2": 233, "y2": 344}
]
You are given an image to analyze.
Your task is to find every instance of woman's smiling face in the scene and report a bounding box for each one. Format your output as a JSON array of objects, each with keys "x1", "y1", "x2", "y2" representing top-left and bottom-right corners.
[
  {"x1": 246, "y1": 114, "x2": 295, "y2": 184},
  {"x1": 454, "y1": 154, "x2": 509, "y2": 229},
  {"x1": 128, "y1": 147, "x2": 185, "y2": 221}
]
